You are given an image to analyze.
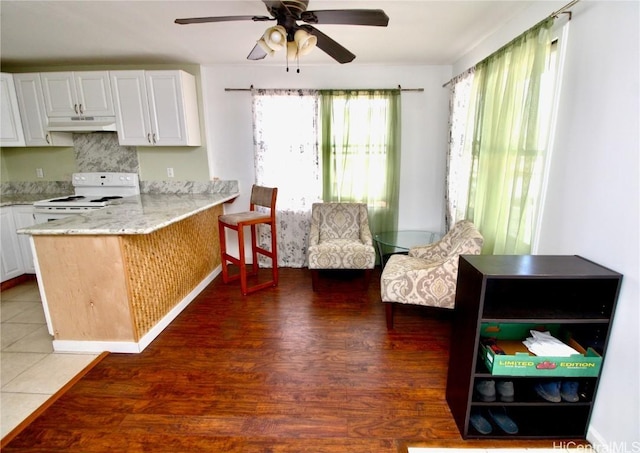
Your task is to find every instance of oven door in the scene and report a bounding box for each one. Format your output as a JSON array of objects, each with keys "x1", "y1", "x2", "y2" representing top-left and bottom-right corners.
[{"x1": 33, "y1": 211, "x2": 79, "y2": 223}]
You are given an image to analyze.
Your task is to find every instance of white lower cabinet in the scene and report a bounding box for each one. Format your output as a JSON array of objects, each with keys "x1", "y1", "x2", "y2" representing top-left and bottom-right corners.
[
  {"x1": 12, "y1": 206, "x2": 36, "y2": 273},
  {"x1": 1, "y1": 207, "x2": 24, "y2": 282},
  {"x1": 1, "y1": 206, "x2": 36, "y2": 282},
  {"x1": 110, "y1": 70, "x2": 201, "y2": 146}
]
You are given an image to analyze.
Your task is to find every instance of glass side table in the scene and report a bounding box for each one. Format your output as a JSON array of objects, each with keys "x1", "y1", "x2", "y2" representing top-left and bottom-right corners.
[{"x1": 374, "y1": 230, "x2": 442, "y2": 267}]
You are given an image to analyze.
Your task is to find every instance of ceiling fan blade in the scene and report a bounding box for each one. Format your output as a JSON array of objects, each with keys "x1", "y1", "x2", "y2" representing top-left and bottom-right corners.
[
  {"x1": 301, "y1": 9, "x2": 389, "y2": 26},
  {"x1": 175, "y1": 15, "x2": 272, "y2": 25},
  {"x1": 299, "y1": 25, "x2": 355, "y2": 64},
  {"x1": 247, "y1": 43, "x2": 268, "y2": 61}
]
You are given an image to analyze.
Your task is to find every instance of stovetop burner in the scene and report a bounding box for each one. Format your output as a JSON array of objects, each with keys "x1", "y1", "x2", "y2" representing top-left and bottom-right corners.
[
  {"x1": 90, "y1": 196, "x2": 123, "y2": 203},
  {"x1": 48, "y1": 195, "x2": 86, "y2": 203}
]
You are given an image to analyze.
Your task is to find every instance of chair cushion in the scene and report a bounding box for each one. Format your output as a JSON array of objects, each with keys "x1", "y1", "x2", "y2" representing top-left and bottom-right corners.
[
  {"x1": 380, "y1": 254, "x2": 458, "y2": 308},
  {"x1": 308, "y1": 239, "x2": 375, "y2": 270},
  {"x1": 317, "y1": 204, "x2": 362, "y2": 242}
]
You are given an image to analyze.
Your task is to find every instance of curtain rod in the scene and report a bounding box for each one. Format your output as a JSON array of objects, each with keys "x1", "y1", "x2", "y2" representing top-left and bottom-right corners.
[
  {"x1": 551, "y1": 0, "x2": 580, "y2": 20},
  {"x1": 442, "y1": 0, "x2": 580, "y2": 88},
  {"x1": 225, "y1": 85, "x2": 423, "y2": 92}
]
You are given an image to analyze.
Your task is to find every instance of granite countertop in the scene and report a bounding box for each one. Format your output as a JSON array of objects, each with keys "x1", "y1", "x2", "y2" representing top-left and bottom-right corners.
[
  {"x1": 1, "y1": 193, "x2": 70, "y2": 207},
  {"x1": 18, "y1": 192, "x2": 239, "y2": 236}
]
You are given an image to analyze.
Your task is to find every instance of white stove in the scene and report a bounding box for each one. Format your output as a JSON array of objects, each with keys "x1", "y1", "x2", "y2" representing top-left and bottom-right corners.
[{"x1": 34, "y1": 172, "x2": 140, "y2": 222}]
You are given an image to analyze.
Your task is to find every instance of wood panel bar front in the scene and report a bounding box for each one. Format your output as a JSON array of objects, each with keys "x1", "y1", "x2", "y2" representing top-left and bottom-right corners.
[{"x1": 33, "y1": 204, "x2": 222, "y2": 349}]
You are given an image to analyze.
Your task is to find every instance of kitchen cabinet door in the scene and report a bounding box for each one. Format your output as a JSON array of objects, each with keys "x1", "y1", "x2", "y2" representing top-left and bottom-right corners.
[
  {"x1": 13, "y1": 73, "x2": 74, "y2": 147},
  {"x1": 41, "y1": 71, "x2": 114, "y2": 117},
  {"x1": 0, "y1": 208, "x2": 24, "y2": 282},
  {"x1": 0, "y1": 73, "x2": 26, "y2": 147},
  {"x1": 13, "y1": 206, "x2": 37, "y2": 274},
  {"x1": 145, "y1": 71, "x2": 201, "y2": 146},
  {"x1": 110, "y1": 70, "x2": 201, "y2": 146},
  {"x1": 110, "y1": 70, "x2": 153, "y2": 146}
]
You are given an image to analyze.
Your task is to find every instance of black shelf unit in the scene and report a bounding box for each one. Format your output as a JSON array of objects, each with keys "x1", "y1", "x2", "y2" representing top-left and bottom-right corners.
[{"x1": 446, "y1": 255, "x2": 622, "y2": 439}]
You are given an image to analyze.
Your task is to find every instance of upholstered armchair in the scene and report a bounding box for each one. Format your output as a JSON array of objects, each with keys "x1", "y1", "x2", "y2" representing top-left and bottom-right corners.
[
  {"x1": 380, "y1": 220, "x2": 483, "y2": 328},
  {"x1": 307, "y1": 203, "x2": 376, "y2": 290}
]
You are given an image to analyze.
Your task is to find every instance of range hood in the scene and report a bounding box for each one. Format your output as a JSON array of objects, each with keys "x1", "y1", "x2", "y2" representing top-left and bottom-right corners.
[{"x1": 46, "y1": 116, "x2": 117, "y2": 132}]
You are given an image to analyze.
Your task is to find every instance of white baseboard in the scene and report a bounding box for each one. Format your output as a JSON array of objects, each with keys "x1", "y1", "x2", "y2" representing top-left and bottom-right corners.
[{"x1": 52, "y1": 266, "x2": 220, "y2": 354}]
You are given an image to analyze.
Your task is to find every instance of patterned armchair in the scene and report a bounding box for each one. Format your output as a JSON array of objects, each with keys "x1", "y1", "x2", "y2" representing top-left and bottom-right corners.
[
  {"x1": 380, "y1": 220, "x2": 483, "y2": 328},
  {"x1": 307, "y1": 203, "x2": 376, "y2": 290}
]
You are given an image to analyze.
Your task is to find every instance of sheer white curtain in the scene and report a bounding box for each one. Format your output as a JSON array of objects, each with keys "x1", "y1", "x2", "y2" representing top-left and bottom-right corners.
[
  {"x1": 445, "y1": 69, "x2": 475, "y2": 231},
  {"x1": 252, "y1": 89, "x2": 321, "y2": 267}
]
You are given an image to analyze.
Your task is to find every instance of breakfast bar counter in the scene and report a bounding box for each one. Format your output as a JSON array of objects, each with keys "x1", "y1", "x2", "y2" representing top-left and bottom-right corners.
[
  {"x1": 20, "y1": 193, "x2": 238, "y2": 235},
  {"x1": 18, "y1": 191, "x2": 238, "y2": 353}
]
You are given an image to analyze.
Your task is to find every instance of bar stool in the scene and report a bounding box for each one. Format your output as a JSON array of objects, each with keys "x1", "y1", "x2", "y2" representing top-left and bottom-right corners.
[{"x1": 218, "y1": 185, "x2": 278, "y2": 295}]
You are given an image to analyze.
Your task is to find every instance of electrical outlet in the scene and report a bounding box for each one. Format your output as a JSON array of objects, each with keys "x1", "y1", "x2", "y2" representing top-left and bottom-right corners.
[
  {"x1": 167, "y1": 167, "x2": 174, "y2": 178},
  {"x1": 36, "y1": 168, "x2": 44, "y2": 178}
]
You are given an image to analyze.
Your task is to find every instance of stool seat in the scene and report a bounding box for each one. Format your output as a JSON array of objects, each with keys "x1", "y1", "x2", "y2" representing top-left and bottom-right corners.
[
  {"x1": 218, "y1": 185, "x2": 278, "y2": 295},
  {"x1": 219, "y1": 212, "x2": 271, "y2": 225}
]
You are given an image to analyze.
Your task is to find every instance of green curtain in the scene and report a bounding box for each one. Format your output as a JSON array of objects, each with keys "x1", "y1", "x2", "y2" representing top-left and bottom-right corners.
[
  {"x1": 465, "y1": 18, "x2": 554, "y2": 254},
  {"x1": 319, "y1": 89, "x2": 401, "y2": 235}
]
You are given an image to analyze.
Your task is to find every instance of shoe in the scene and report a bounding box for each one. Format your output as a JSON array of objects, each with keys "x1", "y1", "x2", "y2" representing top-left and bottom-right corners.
[
  {"x1": 475, "y1": 380, "x2": 496, "y2": 402},
  {"x1": 535, "y1": 381, "x2": 561, "y2": 402},
  {"x1": 469, "y1": 412, "x2": 492, "y2": 434},
  {"x1": 561, "y1": 381, "x2": 580, "y2": 402},
  {"x1": 488, "y1": 408, "x2": 519, "y2": 434},
  {"x1": 496, "y1": 381, "x2": 514, "y2": 402}
]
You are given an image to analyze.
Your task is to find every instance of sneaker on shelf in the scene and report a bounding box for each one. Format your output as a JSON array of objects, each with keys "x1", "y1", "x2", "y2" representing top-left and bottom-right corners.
[
  {"x1": 469, "y1": 411, "x2": 492, "y2": 434},
  {"x1": 496, "y1": 380, "x2": 514, "y2": 402},
  {"x1": 475, "y1": 379, "x2": 496, "y2": 402},
  {"x1": 487, "y1": 407, "x2": 519, "y2": 434},
  {"x1": 534, "y1": 381, "x2": 561, "y2": 402},
  {"x1": 561, "y1": 381, "x2": 580, "y2": 402}
]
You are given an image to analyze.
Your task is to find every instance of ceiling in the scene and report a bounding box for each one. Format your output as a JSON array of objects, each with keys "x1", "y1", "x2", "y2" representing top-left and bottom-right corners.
[{"x1": 0, "y1": 1, "x2": 539, "y2": 68}]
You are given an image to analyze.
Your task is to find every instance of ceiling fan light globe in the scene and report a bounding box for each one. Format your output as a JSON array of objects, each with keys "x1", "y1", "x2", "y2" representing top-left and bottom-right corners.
[
  {"x1": 262, "y1": 25, "x2": 287, "y2": 51},
  {"x1": 294, "y1": 29, "x2": 317, "y2": 56}
]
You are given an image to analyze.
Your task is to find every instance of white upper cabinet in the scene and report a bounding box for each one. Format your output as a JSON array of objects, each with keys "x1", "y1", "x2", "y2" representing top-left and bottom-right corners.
[
  {"x1": 0, "y1": 73, "x2": 26, "y2": 147},
  {"x1": 110, "y1": 70, "x2": 201, "y2": 146},
  {"x1": 13, "y1": 73, "x2": 74, "y2": 147},
  {"x1": 41, "y1": 71, "x2": 114, "y2": 117}
]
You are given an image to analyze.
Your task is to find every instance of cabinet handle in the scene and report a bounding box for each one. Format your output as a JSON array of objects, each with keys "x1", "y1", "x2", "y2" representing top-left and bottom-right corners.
[
  {"x1": 46, "y1": 134, "x2": 50, "y2": 144},
  {"x1": 79, "y1": 104, "x2": 84, "y2": 114},
  {"x1": 147, "y1": 133, "x2": 152, "y2": 144},
  {"x1": 74, "y1": 104, "x2": 79, "y2": 114},
  {"x1": 152, "y1": 133, "x2": 157, "y2": 144}
]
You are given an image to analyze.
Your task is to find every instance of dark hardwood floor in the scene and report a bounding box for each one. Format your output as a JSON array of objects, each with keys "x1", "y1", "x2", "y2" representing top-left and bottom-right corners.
[{"x1": 3, "y1": 268, "x2": 563, "y2": 452}]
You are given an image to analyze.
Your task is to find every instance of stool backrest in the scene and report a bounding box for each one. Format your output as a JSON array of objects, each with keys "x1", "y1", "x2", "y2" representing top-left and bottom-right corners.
[{"x1": 250, "y1": 185, "x2": 277, "y2": 212}]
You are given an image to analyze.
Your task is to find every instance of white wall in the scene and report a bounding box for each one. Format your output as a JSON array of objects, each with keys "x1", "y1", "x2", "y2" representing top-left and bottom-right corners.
[
  {"x1": 454, "y1": 0, "x2": 640, "y2": 446},
  {"x1": 201, "y1": 64, "x2": 451, "y2": 234},
  {"x1": 538, "y1": 1, "x2": 640, "y2": 446}
]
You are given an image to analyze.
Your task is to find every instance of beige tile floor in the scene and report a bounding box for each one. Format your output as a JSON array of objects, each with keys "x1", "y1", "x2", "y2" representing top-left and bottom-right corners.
[{"x1": 0, "y1": 280, "x2": 99, "y2": 439}]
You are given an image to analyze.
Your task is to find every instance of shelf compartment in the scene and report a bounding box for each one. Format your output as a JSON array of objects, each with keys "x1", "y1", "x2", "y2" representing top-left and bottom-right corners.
[
  {"x1": 466, "y1": 405, "x2": 590, "y2": 438},
  {"x1": 471, "y1": 377, "x2": 597, "y2": 404},
  {"x1": 478, "y1": 323, "x2": 602, "y2": 377},
  {"x1": 482, "y1": 278, "x2": 619, "y2": 320}
]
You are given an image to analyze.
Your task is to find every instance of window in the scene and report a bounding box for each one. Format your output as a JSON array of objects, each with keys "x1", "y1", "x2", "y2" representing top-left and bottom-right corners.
[
  {"x1": 320, "y1": 90, "x2": 401, "y2": 234},
  {"x1": 446, "y1": 18, "x2": 563, "y2": 254}
]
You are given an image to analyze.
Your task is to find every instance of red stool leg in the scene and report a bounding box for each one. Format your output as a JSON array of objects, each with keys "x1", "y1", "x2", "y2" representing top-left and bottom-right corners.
[
  {"x1": 219, "y1": 221, "x2": 229, "y2": 283},
  {"x1": 238, "y1": 223, "x2": 248, "y2": 295}
]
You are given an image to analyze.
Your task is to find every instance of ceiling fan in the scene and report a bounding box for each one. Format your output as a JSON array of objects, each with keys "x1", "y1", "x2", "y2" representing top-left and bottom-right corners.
[{"x1": 175, "y1": 0, "x2": 389, "y2": 65}]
